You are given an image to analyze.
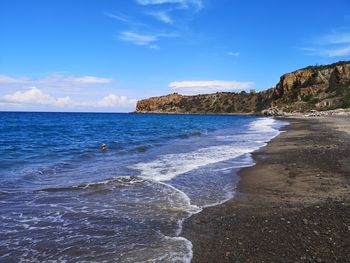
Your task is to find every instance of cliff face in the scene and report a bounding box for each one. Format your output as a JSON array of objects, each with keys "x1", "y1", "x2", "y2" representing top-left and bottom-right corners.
[
  {"x1": 135, "y1": 61, "x2": 350, "y2": 114},
  {"x1": 271, "y1": 61, "x2": 350, "y2": 112},
  {"x1": 136, "y1": 90, "x2": 276, "y2": 114}
]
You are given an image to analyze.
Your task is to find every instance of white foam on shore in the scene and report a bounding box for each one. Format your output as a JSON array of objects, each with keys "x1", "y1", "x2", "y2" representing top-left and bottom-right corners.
[
  {"x1": 156, "y1": 181, "x2": 202, "y2": 215},
  {"x1": 130, "y1": 145, "x2": 256, "y2": 182},
  {"x1": 248, "y1": 117, "x2": 278, "y2": 132},
  {"x1": 131, "y1": 117, "x2": 283, "y2": 184}
]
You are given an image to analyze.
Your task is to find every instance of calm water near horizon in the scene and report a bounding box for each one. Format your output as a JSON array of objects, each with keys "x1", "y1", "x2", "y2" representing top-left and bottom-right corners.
[{"x1": 0, "y1": 112, "x2": 286, "y2": 262}]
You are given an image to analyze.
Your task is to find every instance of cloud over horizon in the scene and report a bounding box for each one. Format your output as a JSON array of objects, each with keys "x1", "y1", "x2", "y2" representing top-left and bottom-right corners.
[
  {"x1": 2, "y1": 87, "x2": 137, "y2": 110},
  {"x1": 169, "y1": 80, "x2": 254, "y2": 94},
  {"x1": 4, "y1": 87, "x2": 72, "y2": 107},
  {"x1": 0, "y1": 74, "x2": 137, "y2": 112}
]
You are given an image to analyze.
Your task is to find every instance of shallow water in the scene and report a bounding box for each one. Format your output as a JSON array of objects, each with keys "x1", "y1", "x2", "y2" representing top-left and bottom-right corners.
[{"x1": 0, "y1": 112, "x2": 286, "y2": 262}]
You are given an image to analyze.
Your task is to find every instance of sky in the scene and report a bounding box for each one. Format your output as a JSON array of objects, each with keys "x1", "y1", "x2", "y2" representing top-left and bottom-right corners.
[{"x1": 0, "y1": 0, "x2": 350, "y2": 112}]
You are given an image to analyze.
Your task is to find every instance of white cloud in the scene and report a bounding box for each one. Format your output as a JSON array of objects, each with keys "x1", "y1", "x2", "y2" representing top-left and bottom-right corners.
[
  {"x1": 119, "y1": 31, "x2": 157, "y2": 46},
  {"x1": 104, "y1": 12, "x2": 130, "y2": 23},
  {"x1": 4, "y1": 87, "x2": 70, "y2": 106},
  {"x1": 108, "y1": 1, "x2": 202, "y2": 49},
  {"x1": 302, "y1": 45, "x2": 350, "y2": 58},
  {"x1": 147, "y1": 11, "x2": 173, "y2": 24},
  {"x1": 119, "y1": 31, "x2": 177, "y2": 48},
  {"x1": 227, "y1": 51, "x2": 240, "y2": 56},
  {"x1": 38, "y1": 75, "x2": 112, "y2": 85},
  {"x1": 169, "y1": 80, "x2": 254, "y2": 94},
  {"x1": 104, "y1": 12, "x2": 147, "y2": 28},
  {"x1": 0, "y1": 74, "x2": 137, "y2": 112},
  {"x1": 325, "y1": 46, "x2": 350, "y2": 57},
  {"x1": 3, "y1": 87, "x2": 137, "y2": 109},
  {"x1": 96, "y1": 94, "x2": 136, "y2": 107},
  {"x1": 0, "y1": 75, "x2": 28, "y2": 84},
  {"x1": 136, "y1": 0, "x2": 202, "y2": 9},
  {"x1": 56, "y1": 96, "x2": 73, "y2": 107},
  {"x1": 0, "y1": 74, "x2": 112, "y2": 86},
  {"x1": 318, "y1": 33, "x2": 350, "y2": 45},
  {"x1": 67, "y1": 76, "x2": 112, "y2": 84},
  {"x1": 302, "y1": 31, "x2": 350, "y2": 58}
]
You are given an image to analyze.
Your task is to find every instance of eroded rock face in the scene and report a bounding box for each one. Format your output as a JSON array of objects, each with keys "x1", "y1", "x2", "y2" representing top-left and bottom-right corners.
[
  {"x1": 135, "y1": 61, "x2": 350, "y2": 114},
  {"x1": 262, "y1": 107, "x2": 284, "y2": 116},
  {"x1": 272, "y1": 62, "x2": 350, "y2": 112},
  {"x1": 136, "y1": 93, "x2": 184, "y2": 113}
]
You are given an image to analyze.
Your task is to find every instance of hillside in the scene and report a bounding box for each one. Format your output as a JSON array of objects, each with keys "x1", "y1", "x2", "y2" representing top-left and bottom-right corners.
[{"x1": 135, "y1": 61, "x2": 350, "y2": 114}]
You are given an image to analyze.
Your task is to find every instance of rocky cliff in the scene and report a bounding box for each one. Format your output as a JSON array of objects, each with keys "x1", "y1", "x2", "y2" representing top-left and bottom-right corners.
[{"x1": 135, "y1": 61, "x2": 350, "y2": 114}]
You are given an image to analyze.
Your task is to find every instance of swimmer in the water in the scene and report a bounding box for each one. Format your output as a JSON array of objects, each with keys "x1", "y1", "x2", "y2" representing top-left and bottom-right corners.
[{"x1": 101, "y1": 143, "x2": 107, "y2": 151}]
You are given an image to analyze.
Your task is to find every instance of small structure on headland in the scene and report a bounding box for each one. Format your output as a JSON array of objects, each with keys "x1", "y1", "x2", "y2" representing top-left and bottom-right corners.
[{"x1": 315, "y1": 98, "x2": 342, "y2": 110}]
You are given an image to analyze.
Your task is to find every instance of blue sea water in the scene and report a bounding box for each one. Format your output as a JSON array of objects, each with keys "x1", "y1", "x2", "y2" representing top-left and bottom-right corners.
[{"x1": 0, "y1": 112, "x2": 286, "y2": 262}]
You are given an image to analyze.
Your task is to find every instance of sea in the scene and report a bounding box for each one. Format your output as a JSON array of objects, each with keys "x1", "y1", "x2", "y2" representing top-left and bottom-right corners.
[{"x1": 0, "y1": 112, "x2": 286, "y2": 262}]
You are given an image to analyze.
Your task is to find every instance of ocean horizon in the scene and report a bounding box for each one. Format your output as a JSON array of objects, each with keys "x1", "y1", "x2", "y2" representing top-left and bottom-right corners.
[{"x1": 0, "y1": 112, "x2": 286, "y2": 262}]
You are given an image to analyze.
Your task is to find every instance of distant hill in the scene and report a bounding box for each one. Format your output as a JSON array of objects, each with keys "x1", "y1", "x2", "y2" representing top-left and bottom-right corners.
[{"x1": 135, "y1": 61, "x2": 350, "y2": 114}]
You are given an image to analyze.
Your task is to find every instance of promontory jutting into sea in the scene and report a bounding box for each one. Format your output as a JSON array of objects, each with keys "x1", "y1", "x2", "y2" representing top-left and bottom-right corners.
[{"x1": 1, "y1": 0, "x2": 350, "y2": 262}]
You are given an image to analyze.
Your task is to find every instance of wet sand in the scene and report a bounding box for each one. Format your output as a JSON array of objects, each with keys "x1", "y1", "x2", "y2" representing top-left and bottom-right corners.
[{"x1": 183, "y1": 117, "x2": 350, "y2": 262}]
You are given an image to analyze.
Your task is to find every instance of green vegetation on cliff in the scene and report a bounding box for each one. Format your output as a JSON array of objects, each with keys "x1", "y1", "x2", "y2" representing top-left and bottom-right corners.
[{"x1": 135, "y1": 61, "x2": 350, "y2": 114}]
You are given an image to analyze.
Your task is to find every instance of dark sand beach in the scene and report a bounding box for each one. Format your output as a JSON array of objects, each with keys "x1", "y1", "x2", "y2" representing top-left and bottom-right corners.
[{"x1": 183, "y1": 117, "x2": 350, "y2": 262}]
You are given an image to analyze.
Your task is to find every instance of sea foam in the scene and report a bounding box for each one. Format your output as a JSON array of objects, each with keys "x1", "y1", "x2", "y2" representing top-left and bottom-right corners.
[{"x1": 130, "y1": 118, "x2": 281, "y2": 182}]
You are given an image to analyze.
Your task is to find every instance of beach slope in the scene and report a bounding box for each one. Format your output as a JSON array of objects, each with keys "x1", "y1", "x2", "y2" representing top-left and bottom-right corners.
[{"x1": 183, "y1": 117, "x2": 350, "y2": 262}]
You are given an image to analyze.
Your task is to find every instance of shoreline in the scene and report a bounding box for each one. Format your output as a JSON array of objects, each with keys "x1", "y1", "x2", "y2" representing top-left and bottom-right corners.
[
  {"x1": 183, "y1": 117, "x2": 350, "y2": 262},
  {"x1": 132, "y1": 107, "x2": 350, "y2": 117},
  {"x1": 132, "y1": 111, "x2": 259, "y2": 116}
]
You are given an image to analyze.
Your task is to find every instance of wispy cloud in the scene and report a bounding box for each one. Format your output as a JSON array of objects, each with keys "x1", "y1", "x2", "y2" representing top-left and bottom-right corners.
[
  {"x1": 105, "y1": 1, "x2": 204, "y2": 49},
  {"x1": 318, "y1": 32, "x2": 350, "y2": 45},
  {"x1": 104, "y1": 12, "x2": 131, "y2": 23},
  {"x1": 0, "y1": 75, "x2": 29, "y2": 84},
  {"x1": 2, "y1": 87, "x2": 137, "y2": 109},
  {"x1": 104, "y1": 11, "x2": 148, "y2": 28},
  {"x1": 169, "y1": 80, "x2": 254, "y2": 94},
  {"x1": 302, "y1": 31, "x2": 350, "y2": 58},
  {"x1": 302, "y1": 46, "x2": 350, "y2": 57},
  {"x1": 119, "y1": 31, "x2": 177, "y2": 48},
  {"x1": 135, "y1": 0, "x2": 203, "y2": 9},
  {"x1": 0, "y1": 74, "x2": 112, "y2": 86},
  {"x1": 227, "y1": 51, "x2": 240, "y2": 57},
  {"x1": 70, "y1": 76, "x2": 112, "y2": 84},
  {"x1": 326, "y1": 46, "x2": 350, "y2": 57},
  {"x1": 119, "y1": 32, "x2": 157, "y2": 46},
  {"x1": 147, "y1": 11, "x2": 173, "y2": 24}
]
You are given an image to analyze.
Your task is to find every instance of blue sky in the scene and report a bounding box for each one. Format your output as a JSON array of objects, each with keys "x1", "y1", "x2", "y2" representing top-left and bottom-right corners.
[{"x1": 0, "y1": 0, "x2": 350, "y2": 112}]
